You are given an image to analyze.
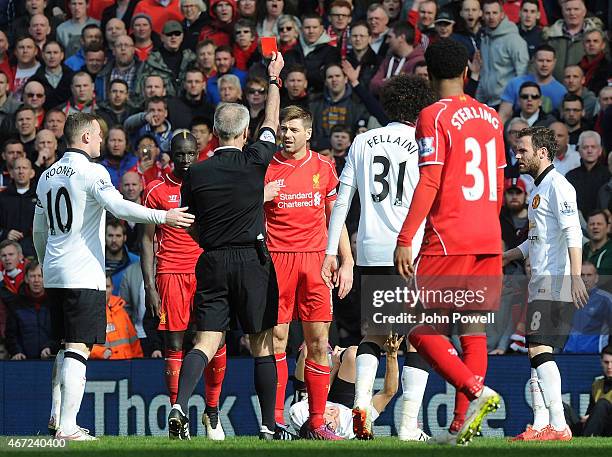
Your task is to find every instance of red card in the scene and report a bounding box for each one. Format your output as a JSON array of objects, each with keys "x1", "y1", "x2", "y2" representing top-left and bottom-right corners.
[{"x1": 261, "y1": 37, "x2": 278, "y2": 58}]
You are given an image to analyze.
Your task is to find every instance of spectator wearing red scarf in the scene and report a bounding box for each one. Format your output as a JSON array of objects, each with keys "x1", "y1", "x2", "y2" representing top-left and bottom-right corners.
[
  {"x1": 232, "y1": 19, "x2": 260, "y2": 71},
  {"x1": 327, "y1": 0, "x2": 353, "y2": 58},
  {"x1": 277, "y1": 15, "x2": 300, "y2": 54},
  {"x1": 578, "y1": 29, "x2": 611, "y2": 95}
]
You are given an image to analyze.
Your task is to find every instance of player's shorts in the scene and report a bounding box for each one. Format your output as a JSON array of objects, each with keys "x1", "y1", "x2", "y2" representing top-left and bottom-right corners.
[
  {"x1": 525, "y1": 300, "x2": 576, "y2": 349},
  {"x1": 156, "y1": 273, "x2": 197, "y2": 332},
  {"x1": 272, "y1": 251, "x2": 332, "y2": 324},
  {"x1": 414, "y1": 254, "x2": 502, "y2": 311},
  {"x1": 328, "y1": 377, "x2": 355, "y2": 409},
  {"x1": 194, "y1": 246, "x2": 279, "y2": 334},
  {"x1": 47, "y1": 288, "x2": 106, "y2": 345}
]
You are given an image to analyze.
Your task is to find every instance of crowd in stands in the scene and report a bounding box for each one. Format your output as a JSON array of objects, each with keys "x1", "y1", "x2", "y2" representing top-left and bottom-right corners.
[{"x1": 0, "y1": 0, "x2": 609, "y2": 361}]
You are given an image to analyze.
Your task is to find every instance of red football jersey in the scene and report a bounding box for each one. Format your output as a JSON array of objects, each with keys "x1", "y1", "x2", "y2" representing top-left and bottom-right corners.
[
  {"x1": 416, "y1": 95, "x2": 506, "y2": 255},
  {"x1": 143, "y1": 173, "x2": 203, "y2": 273},
  {"x1": 264, "y1": 150, "x2": 339, "y2": 252}
]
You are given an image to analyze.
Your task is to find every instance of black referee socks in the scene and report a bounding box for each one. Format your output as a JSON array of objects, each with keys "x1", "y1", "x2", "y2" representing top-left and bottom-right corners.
[
  {"x1": 176, "y1": 349, "x2": 209, "y2": 412},
  {"x1": 254, "y1": 355, "x2": 277, "y2": 430},
  {"x1": 404, "y1": 351, "x2": 430, "y2": 372}
]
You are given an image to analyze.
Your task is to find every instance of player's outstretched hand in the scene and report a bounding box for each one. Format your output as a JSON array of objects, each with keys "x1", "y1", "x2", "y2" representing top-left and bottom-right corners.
[
  {"x1": 384, "y1": 332, "x2": 404, "y2": 355},
  {"x1": 394, "y1": 245, "x2": 414, "y2": 281},
  {"x1": 165, "y1": 207, "x2": 195, "y2": 228},
  {"x1": 267, "y1": 51, "x2": 285, "y2": 78},
  {"x1": 571, "y1": 275, "x2": 589, "y2": 309},
  {"x1": 321, "y1": 254, "x2": 338, "y2": 290}
]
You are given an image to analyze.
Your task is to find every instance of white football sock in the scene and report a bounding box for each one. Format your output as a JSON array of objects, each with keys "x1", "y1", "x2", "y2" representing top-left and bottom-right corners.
[
  {"x1": 353, "y1": 353, "x2": 379, "y2": 408},
  {"x1": 399, "y1": 366, "x2": 429, "y2": 433},
  {"x1": 59, "y1": 349, "x2": 89, "y2": 434},
  {"x1": 535, "y1": 361, "x2": 565, "y2": 430},
  {"x1": 529, "y1": 368, "x2": 549, "y2": 430},
  {"x1": 50, "y1": 349, "x2": 65, "y2": 424}
]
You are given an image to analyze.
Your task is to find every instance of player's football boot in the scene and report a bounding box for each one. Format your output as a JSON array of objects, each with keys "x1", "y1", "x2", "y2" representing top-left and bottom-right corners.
[
  {"x1": 259, "y1": 425, "x2": 275, "y2": 440},
  {"x1": 534, "y1": 424, "x2": 572, "y2": 441},
  {"x1": 168, "y1": 407, "x2": 190, "y2": 440},
  {"x1": 456, "y1": 386, "x2": 500, "y2": 445},
  {"x1": 202, "y1": 407, "x2": 225, "y2": 440},
  {"x1": 399, "y1": 427, "x2": 430, "y2": 442},
  {"x1": 299, "y1": 421, "x2": 344, "y2": 440},
  {"x1": 48, "y1": 416, "x2": 58, "y2": 436},
  {"x1": 429, "y1": 429, "x2": 462, "y2": 446},
  {"x1": 55, "y1": 426, "x2": 97, "y2": 441},
  {"x1": 510, "y1": 425, "x2": 542, "y2": 441},
  {"x1": 274, "y1": 422, "x2": 299, "y2": 440},
  {"x1": 352, "y1": 406, "x2": 374, "y2": 440}
]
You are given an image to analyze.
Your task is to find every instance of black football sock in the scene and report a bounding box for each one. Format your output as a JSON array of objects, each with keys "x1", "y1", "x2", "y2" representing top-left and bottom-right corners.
[
  {"x1": 254, "y1": 355, "x2": 277, "y2": 430},
  {"x1": 176, "y1": 349, "x2": 209, "y2": 413}
]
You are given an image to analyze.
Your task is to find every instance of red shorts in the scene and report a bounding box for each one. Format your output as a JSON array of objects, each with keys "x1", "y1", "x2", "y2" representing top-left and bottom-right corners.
[
  {"x1": 414, "y1": 254, "x2": 502, "y2": 311},
  {"x1": 157, "y1": 273, "x2": 197, "y2": 331},
  {"x1": 271, "y1": 251, "x2": 332, "y2": 324}
]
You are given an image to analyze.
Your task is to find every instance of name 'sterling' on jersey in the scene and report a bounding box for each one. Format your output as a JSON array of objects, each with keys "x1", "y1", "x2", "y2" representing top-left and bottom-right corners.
[{"x1": 450, "y1": 106, "x2": 501, "y2": 130}]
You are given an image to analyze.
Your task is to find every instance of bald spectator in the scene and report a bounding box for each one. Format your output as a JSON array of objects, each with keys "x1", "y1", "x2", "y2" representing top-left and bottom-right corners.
[
  {"x1": 60, "y1": 72, "x2": 96, "y2": 115},
  {"x1": 0, "y1": 158, "x2": 37, "y2": 257},
  {"x1": 550, "y1": 121, "x2": 580, "y2": 176},
  {"x1": 578, "y1": 29, "x2": 611, "y2": 95},
  {"x1": 370, "y1": 22, "x2": 424, "y2": 96},
  {"x1": 9, "y1": 0, "x2": 60, "y2": 43},
  {"x1": 33, "y1": 41, "x2": 75, "y2": 110},
  {"x1": 543, "y1": 0, "x2": 603, "y2": 81},
  {"x1": 33, "y1": 129, "x2": 58, "y2": 172},
  {"x1": 563, "y1": 65, "x2": 597, "y2": 121},
  {"x1": 56, "y1": 0, "x2": 100, "y2": 57},
  {"x1": 120, "y1": 171, "x2": 145, "y2": 254},
  {"x1": 566, "y1": 131, "x2": 610, "y2": 218},
  {"x1": 367, "y1": 3, "x2": 390, "y2": 57},
  {"x1": 284, "y1": 14, "x2": 340, "y2": 94},
  {"x1": 28, "y1": 14, "x2": 52, "y2": 51},
  {"x1": 104, "y1": 17, "x2": 127, "y2": 49},
  {"x1": 477, "y1": 0, "x2": 529, "y2": 108},
  {"x1": 64, "y1": 24, "x2": 104, "y2": 71},
  {"x1": 95, "y1": 34, "x2": 143, "y2": 101}
]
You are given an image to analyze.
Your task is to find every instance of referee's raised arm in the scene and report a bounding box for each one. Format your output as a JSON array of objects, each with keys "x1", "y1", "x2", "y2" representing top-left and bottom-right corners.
[{"x1": 260, "y1": 52, "x2": 284, "y2": 133}]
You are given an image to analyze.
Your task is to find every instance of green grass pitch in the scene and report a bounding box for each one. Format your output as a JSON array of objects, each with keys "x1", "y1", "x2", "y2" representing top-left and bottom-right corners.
[{"x1": 3, "y1": 437, "x2": 612, "y2": 457}]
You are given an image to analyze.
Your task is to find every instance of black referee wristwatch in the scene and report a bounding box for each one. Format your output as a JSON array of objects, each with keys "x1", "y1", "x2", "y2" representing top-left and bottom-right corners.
[{"x1": 269, "y1": 76, "x2": 282, "y2": 88}]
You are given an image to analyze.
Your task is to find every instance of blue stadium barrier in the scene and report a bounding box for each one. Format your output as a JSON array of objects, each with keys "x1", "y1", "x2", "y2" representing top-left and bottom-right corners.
[{"x1": 0, "y1": 355, "x2": 602, "y2": 437}]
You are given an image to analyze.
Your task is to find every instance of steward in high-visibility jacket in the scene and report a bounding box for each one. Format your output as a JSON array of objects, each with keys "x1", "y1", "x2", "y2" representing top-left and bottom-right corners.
[{"x1": 90, "y1": 294, "x2": 143, "y2": 360}]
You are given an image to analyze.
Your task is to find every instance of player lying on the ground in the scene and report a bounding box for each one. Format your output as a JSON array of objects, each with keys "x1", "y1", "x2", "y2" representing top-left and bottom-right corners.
[{"x1": 289, "y1": 334, "x2": 416, "y2": 439}]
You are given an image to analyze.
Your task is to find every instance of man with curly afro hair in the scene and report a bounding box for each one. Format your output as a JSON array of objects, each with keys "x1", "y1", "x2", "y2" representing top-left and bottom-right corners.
[
  {"x1": 323, "y1": 74, "x2": 436, "y2": 442},
  {"x1": 395, "y1": 38, "x2": 506, "y2": 445}
]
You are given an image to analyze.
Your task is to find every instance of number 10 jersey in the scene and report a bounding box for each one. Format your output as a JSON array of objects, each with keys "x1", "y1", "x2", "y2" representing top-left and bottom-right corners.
[
  {"x1": 339, "y1": 122, "x2": 424, "y2": 266},
  {"x1": 416, "y1": 95, "x2": 506, "y2": 255}
]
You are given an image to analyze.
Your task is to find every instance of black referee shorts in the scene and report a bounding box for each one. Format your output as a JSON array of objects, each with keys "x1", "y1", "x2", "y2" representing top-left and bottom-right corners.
[
  {"x1": 47, "y1": 288, "x2": 106, "y2": 345},
  {"x1": 525, "y1": 300, "x2": 576, "y2": 349},
  {"x1": 194, "y1": 247, "x2": 279, "y2": 334}
]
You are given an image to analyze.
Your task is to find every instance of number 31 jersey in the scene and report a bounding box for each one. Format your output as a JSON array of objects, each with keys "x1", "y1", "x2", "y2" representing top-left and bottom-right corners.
[
  {"x1": 416, "y1": 95, "x2": 506, "y2": 255},
  {"x1": 340, "y1": 122, "x2": 424, "y2": 266}
]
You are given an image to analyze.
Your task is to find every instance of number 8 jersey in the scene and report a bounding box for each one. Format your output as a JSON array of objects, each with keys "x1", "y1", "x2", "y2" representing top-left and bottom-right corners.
[
  {"x1": 340, "y1": 122, "x2": 424, "y2": 266},
  {"x1": 416, "y1": 95, "x2": 506, "y2": 255},
  {"x1": 34, "y1": 149, "x2": 166, "y2": 290}
]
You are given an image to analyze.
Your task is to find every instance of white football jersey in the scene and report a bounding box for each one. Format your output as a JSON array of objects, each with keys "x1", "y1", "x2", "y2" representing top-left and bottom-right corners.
[
  {"x1": 289, "y1": 400, "x2": 380, "y2": 439},
  {"x1": 34, "y1": 150, "x2": 165, "y2": 290},
  {"x1": 340, "y1": 122, "x2": 424, "y2": 266},
  {"x1": 518, "y1": 167, "x2": 580, "y2": 302}
]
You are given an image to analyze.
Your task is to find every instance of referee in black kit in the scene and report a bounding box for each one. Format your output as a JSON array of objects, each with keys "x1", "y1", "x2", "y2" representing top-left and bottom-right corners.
[{"x1": 168, "y1": 53, "x2": 285, "y2": 440}]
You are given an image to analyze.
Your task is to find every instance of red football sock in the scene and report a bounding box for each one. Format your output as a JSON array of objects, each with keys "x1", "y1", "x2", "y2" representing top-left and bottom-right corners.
[
  {"x1": 452, "y1": 334, "x2": 488, "y2": 432},
  {"x1": 274, "y1": 352, "x2": 288, "y2": 424},
  {"x1": 304, "y1": 358, "x2": 330, "y2": 429},
  {"x1": 204, "y1": 344, "x2": 227, "y2": 408},
  {"x1": 408, "y1": 325, "x2": 482, "y2": 400},
  {"x1": 164, "y1": 349, "x2": 183, "y2": 405}
]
